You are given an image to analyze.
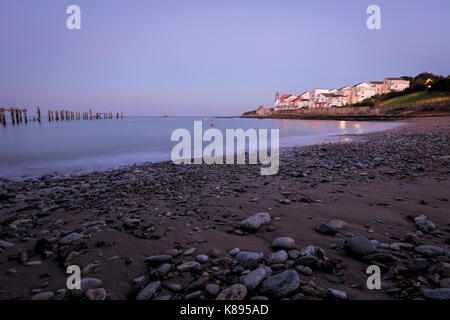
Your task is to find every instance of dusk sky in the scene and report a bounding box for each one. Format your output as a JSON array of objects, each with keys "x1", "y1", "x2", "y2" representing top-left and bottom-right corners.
[{"x1": 1, "y1": 0, "x2": 449, "y2": 116}]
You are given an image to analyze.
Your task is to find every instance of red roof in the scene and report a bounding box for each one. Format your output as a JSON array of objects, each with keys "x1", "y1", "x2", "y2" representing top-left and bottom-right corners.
[{"x1": 280, "y1": 94, "x2": 294, "y2": 102}]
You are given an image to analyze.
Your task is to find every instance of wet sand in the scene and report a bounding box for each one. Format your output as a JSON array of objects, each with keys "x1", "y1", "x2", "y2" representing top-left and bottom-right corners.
[{"x1": 0, "y1": 116, "x2": 449, "y2": 300}]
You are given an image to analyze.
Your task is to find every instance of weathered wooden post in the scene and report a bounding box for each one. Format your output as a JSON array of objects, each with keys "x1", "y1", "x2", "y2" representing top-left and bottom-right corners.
[
  {"x1": 10, "y1": 108, "x2": 15, "y2": 125},
  {"x1": 55, "y1": 110, "x2": 59, "y2": 121},
  {"x1": 121, "y1": 112, "x2": 123, "y2": 119},
  {"x1": 23, "y1": 109, "x2": 28, "y2": 123},
  {"x1": 36, "y1": 106, "x2": 41, "y2": 123},
  {"x1": 0, "y1": 108, "x2": 6, "y2": 126},
  {"x1": 19, "y1": 109, "x2": 23, "y2": 123},
  {"x1": 89, "y1": 109, "x2": 92, "y2": 120},
  {"x1": 15, "y1": 108, "x2": 20, "y2": 124},
  {"x1": 48, "y1": 110, "x2": 51, "y2": 122}
]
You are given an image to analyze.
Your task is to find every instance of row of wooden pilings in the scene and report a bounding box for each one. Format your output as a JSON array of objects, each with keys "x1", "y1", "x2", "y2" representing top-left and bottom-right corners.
[{"x1": 0, "y1": 106, "x2": 124, "y2": 126}]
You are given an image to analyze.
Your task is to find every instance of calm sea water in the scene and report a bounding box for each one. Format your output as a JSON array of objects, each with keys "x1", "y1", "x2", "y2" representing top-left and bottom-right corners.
[{"x1": 0, "y1": 116, "x2": 403, "y2": 180}]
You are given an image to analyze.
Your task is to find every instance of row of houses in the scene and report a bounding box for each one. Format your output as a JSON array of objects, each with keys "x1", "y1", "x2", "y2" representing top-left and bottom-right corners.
[{"x1": 274, "y1": 77, "x2": 410, "y2": 110}]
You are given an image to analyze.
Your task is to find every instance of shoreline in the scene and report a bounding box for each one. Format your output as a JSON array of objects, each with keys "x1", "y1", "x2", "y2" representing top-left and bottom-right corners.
[
  {"x1": 0, "y1": 118, "x2": 405, "y2": 183},
  {"x1": 0, "y1": 116, "x2": 449, "y2": 300}
]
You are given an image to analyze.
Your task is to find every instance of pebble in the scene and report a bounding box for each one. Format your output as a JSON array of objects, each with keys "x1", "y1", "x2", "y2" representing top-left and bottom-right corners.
[
  {"x1": 423, "y1": 288, "x2": 450, "y2": 300},
  {"x1": 136, "y1": 281, "x2": 161, "y2": 300},
  {"x1": 59, "y1": 232, "x2": 83, "y2": 245},
  {"x1": 271, "y1": 237, "x2": 295, "y2": 249},
  {"x1": 216, "y1": 284, "x2": 247, "y2": 300},
  {"x1": 196, "y1": 255, "x2": 209, "y2": 263},
  {"x1": 31, "y1": 291, "x2": 54, "y2": 300},
  {"x1": 205, "y1": 283, "x2": 220, "y2": 297},
  {"x1": 177, "y1": 261, "x2": 201, "y2": 272},
  {"x1": 85, "y1": 288, "x2": 107, "y2": 300},
  {"x1": 344, "y1": 235, "x2": 377, "y2": 257},
  {"x1": 242, "y1": 267, "x2": 267, "y2": 290},
  {"x1": 183, "y1": 247, "x2": 196, "y2": 256},
  {"x1": 239, "y1": 212, "x2": 271, "y2": 231},
  {"x1": 145, "y1": 255, "x2": 172, "y2": 265},
  {"x1": 260, "y1": 270, "x2": 300, "y2": 298},
  {"x1": 327, "y1": 288, "x2": 348, "y2": 300},
  {"x1": 229, "y1": 248, "x2": 240, "y2": 256},
  {"x1": 235, "y1": 251, "x2": 263, "y2": 269}
]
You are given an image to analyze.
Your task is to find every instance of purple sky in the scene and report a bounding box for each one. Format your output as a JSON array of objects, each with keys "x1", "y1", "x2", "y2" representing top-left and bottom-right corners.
[{"x1": 1, "y1": 0, "x2": 449, "y2": 116}]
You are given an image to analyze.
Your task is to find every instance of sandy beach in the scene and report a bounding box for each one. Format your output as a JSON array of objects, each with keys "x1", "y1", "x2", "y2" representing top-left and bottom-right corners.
[{"x1": 0, "y1": 116, "x2": 449, "y2": 300}]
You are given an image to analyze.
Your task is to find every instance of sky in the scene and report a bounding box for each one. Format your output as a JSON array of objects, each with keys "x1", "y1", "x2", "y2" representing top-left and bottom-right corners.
[{"x1": 0, "y1": 0, "x2": 449, "y2": 116}]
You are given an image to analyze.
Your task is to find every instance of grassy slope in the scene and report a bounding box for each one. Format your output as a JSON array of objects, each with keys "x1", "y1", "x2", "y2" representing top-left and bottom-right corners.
[{"x1": 379, "y1": 91, "x2": 450, "y2": 107}]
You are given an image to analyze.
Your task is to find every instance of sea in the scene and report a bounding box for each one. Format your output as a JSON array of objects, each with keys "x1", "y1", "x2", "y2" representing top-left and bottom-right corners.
[{"x1": 0, "y1": 116, "x2": 404, "y2": 180}]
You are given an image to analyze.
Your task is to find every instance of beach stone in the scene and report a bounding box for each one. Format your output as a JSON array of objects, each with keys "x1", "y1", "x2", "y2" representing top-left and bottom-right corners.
[
  {"x1": 327, "y1": 288, "x2": 348, "y2": 300},
  {"x1": 251, "y1": 296, "x2": 270, "y2": 300},
  {"x1": 184, "y1": 290, "x2": 202, "y2": 300},
  {"x1": 145, "y1": 255, "x2": 172, "y2": 265},
  {"x1": 316, "y1": 221, "x2": 339, "y2": 235},
  {"x1": 196, "y1": 255, "x2": 209, "y2": 263},
  {"x1": 153, "y1": 295, "x2": 173, "y2": 301},
  {"x1": 260, "y1": 270, "x2": 300, "y2": 298},
  {"x1": 163, "y1": 282, "x2": 183, "y2": 293},
  {"x1": 424, "y1": 288, "x2": 450, "y2": 300},
  {"x1": 31, "y1": 291, "x2": 54, "y2": 300},
  {"x1": 85, "y1": 288, "x2": 106, "y2": 300},
  {"x1": 229, "y1": 248, "x2": 240, "y2": 256},
  {"x1": 164, "y1": 249, "x2": 179, "y2": 257},
  {"x1": 295, "y1": 256, "x2": 320, "y2": 269},
  {"x1": 412, "y1": 258, "x2": 430, "y2": 272},
  {"x1": 136, "y1": 281, "x2": 161, "y2": 300},
  {"x1": 184, "y1": 247, "x2": 196, "y2": 256},
  {"x1": 150, "y1": 263, "x2": 171, "y2": 279},
  {"x1": 177, "y1": 261, "x2": 201, "y2": 272},
  {"x1": 328, "y1": 219, "x2": 346, "y2": 230},
  {"x1": 271, "y1": 237, "x2": 295, "y2": 249},
  {"x1": 235, "y1": 251, "x2": 263, "y2": 269},
  {"x1": 291, "y1": 293, "x2": 307, "y2": 300},
  {"x1": 59, "y1": 232, "x2": 83, "y2": 245},
  {"x1": 123, "y1": 218, "x2": 140, "y2": 229},
  {"x1": 344, "y1": 235, "x2": 377, "y2": 257},
  {"x1": 242, "y1": 267, "x2": 267, "y2": 290},
  {"x1": 205, "y1": 283, "x2": 220, "y2": 297},
  {"x1": 295, "y1": 265, "x2": 313, "y2": 276},
  {"x1": 414, "y1": 215, "x2": 436, "y2": 233},
  {"x1": 266, "y1": 250, "x2": 288, "y2": 264},
  {"x1": 0, "y1": 240, "x2": 15, "y2": 248},
  {"x1": 71, "y1": 278, "x2": 103, "y2": 297},
  {"x1": 415, "y1": 245, "x2": 445, "y2": 257},
  {"x1": 216, "y1": 284, "x2": 247, "y2": 300},
  {"x1": 133, "y1": 276, "x2": 146, "y2": 284},
  {"x1": 288, "y1": 250, "x2": 300, "y2": 259},
  {"x1": 239, "y1": 212, "x2": 271, "y2": 231},
  {"x1": 187, "y1": 277, "x2": 209, "y2": 292}
]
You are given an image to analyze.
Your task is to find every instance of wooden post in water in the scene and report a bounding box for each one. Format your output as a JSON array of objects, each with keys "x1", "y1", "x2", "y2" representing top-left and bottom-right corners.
[
  {"x1": 10, "y1": 108, "x2": 15, "y2": 125},
  {"x1": 15, "y1": 108, "x2": 20, "y2": 124},
  {"x1": 23, "y1": 109, "x2": 28, "y2": 123},
  {"x1": 0, "y1": 108, "x2": 6, "y2": 126},
  {"x1": 19, "y1": 109, "x2": 23, "y2": 123},
  {"x1": 121, "y1": 112, "x2": 123, "y2": 119},
  {"x1": 55, "y1": 110, "x2": 59, "y2": 121},
  {"x1": 48, "y1": 110, "x2": 51, "y2": 122}
]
